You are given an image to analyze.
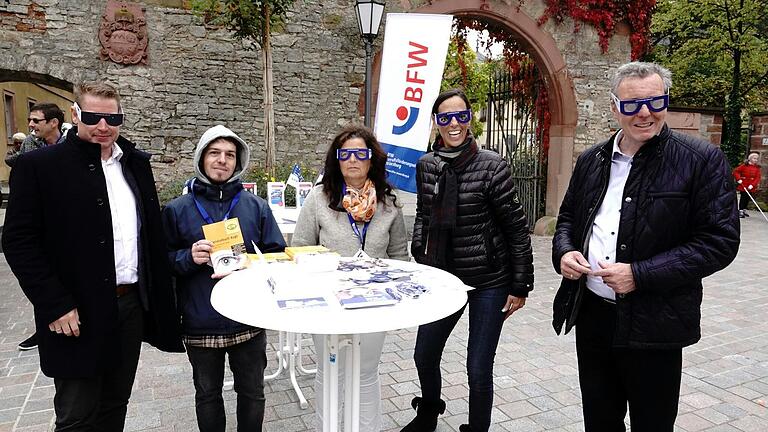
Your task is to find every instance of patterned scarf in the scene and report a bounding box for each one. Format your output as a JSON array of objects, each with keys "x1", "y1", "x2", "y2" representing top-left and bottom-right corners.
[{"x1": 342, "y1": 179, "x2": 377, "y2": 222}]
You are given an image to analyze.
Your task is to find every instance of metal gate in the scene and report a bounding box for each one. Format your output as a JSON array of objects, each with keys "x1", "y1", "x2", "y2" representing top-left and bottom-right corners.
[{"x1": 484, "y1": 62, "x2": 548, "y2": 230}]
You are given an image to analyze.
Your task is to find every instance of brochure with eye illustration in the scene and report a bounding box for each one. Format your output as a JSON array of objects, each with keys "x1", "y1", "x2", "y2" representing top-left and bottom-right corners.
[
  {"x1": 202, "y1": 218, "x2": 248, "y2": 275},
  {"x1": 335, "y1": 286, "x2": 399, "y2": 309}
]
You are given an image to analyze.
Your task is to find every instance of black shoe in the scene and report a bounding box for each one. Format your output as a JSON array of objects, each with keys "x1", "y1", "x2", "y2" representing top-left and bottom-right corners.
[
  {"x1": 400, "y1": 397, "x2": 446, "y2": 432},
  {"x1": 18, "y1": 333, "x2": 38, "y2": 351},
  {"x1": 459, "y1": 425, "x2": 472, "y2": 432},
  {"x1": 739, "y1": 210, "x2": 746, "y2": 218},
  {"x1": 744, "y1": 211, "x2": 750, "y2": 217}
]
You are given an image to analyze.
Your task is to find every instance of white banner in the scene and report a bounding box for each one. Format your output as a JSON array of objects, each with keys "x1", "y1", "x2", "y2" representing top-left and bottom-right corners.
[{"x1": 374, "y1": 13, "x2": 453, "y2": 192}]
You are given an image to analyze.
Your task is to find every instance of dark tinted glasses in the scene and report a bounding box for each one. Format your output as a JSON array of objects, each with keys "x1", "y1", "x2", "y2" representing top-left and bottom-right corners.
[
  {"x1": 28, "y1": 117, "x2": 47, "y2": 124},
  {"x1": 434, "y1": 109, "x2": 472, "y2": 126},
  {"x1": 611, "y1": 93, "x2": 669, "y2": 116},
  {"x1": 74, "y1": 102, "x2": 124, "y2": 126},
  {"x1": 336, "y1": 148, "x2": 372, "y2": 161}
]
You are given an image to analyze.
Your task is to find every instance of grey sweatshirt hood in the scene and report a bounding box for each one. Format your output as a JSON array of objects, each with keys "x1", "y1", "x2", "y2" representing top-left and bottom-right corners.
[{"x1": 194, "y1": 125, "x2": 250, "y2": 185}]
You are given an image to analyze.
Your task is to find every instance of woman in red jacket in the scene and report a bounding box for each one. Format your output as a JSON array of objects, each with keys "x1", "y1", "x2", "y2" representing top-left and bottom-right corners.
[{"x1": 733, "y1": 151, "x2": 761, "y2": 217}]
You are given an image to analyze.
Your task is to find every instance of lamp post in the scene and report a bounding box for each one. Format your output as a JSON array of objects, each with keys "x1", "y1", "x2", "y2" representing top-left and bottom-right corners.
[{"x1": 355, "y1": 0, "x2": 385, "y2": 128}]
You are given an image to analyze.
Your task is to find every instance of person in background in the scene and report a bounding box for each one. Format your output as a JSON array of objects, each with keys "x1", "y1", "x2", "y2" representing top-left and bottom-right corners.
[
  {"x1": 162, "y1": 125, "x2": 285, "y2": 432},
  {"x1": 6, "y1": 132, "x2": 27, "y2": 162},
  {"x1": 552, "y1": 62, "x2": 740, "y2": 431},
  {"x1": 403, "y1": 88, "x2": 534, "y2": 432},
  {"x1": 2, "y1": 82, "x2": 183, "y2": 430},
  {"x1": 291, "y1": 124, "x2": 409, "y2": 432},
  {"x1": 733, "y1": 151, "x2": 761, "y2": 218},
  {"x1": 5, "y1": 102, "x2": 66, "y2": 168}
]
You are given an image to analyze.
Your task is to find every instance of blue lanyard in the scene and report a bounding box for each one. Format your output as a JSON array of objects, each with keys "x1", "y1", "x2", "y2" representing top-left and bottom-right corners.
[
  {"x1": 190, "y1": 178, "x2": 242, "y2": 224},
  {"x1": 346, "y1": 213, "x2": 370, "y2": 249},
  {"x1": 342, "y1": 183, "x2": 370, "y2": 249}
]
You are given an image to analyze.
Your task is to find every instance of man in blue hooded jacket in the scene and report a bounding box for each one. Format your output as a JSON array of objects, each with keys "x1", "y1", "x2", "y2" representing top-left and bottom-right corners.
[{"x1": 162, "y1": 125, "x2": 285, "y2": 432}]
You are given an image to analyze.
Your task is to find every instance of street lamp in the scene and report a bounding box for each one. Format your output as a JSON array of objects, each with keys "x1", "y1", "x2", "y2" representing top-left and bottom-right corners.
[{"x1": 355, "y1": 0, "x2": 385, "y2": 127}]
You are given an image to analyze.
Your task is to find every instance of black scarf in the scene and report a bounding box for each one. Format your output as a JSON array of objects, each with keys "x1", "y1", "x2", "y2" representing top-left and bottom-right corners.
[{"x1": 426, "y1": 136, "x2": 478, "y2": 268}]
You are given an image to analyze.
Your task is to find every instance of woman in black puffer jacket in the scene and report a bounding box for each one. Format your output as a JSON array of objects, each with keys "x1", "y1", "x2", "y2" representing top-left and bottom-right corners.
[{"x1": 401, "y1": 89, "x2": 534, "y2": 432}]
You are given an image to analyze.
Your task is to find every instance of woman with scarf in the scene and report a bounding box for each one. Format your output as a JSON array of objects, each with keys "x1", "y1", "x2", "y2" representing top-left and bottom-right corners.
[
  {"x1": 402, "y1": 89, "x2": 534, "y2": 432},
  {"x1": 292, "y1": 124, "x2": 409, "y2": 431}
]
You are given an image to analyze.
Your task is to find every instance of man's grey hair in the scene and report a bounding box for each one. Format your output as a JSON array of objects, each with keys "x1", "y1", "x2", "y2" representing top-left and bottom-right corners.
[{"x1": 610, "y1": 62, "x2": 673, "y2": 94}]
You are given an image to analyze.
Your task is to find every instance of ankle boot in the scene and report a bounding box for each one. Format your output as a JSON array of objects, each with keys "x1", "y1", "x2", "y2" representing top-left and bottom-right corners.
[
  {"x1": 400, "y1": 397, "x2": 446, "y2": 432},
  {"x1": 459, "y1": 425, "x2": 472, "y2": 432}
]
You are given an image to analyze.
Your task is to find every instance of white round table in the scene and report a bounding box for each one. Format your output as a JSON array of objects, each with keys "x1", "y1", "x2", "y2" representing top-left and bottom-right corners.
[{"x1": 211, "y1": 258, "x2": 469, "y2": 432}]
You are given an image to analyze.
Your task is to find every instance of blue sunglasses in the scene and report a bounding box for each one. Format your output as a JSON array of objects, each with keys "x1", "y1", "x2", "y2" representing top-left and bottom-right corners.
[
  {"x1": 337, "y1": 148, "x2": 372, "y2": 161},
  {"x1": 611, "y1": 93, "x2": 669, "y2": 116},
  {"x1": 434, "y1": 109, "x2": 472, "y2": 126}
]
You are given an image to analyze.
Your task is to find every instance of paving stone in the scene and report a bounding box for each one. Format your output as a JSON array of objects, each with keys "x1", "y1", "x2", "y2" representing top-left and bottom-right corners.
[
  {"x1": 14, "y1": 409, "x2": 53, "y2": 428},
  {"x1": 497, "y1": 400, "x2": 541, "y2": 419},
  {"x1": 681, "y1": 392, "x2": 723, "y2": 409},
  {"x1": 677, "y1": 412, "x2": 715, "y2": 431}
]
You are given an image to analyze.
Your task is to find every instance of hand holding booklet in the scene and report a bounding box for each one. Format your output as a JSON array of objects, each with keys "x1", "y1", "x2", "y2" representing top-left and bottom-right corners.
[{"x1": 202, "y1": 218, "x2": 248, "y2": 276}]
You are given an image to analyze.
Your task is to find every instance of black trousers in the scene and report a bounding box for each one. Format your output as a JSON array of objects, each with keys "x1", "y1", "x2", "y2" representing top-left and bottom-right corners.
[
  {"x1": 53, "y1": 291, "x2": 144, "y2": 431},
  {"x1": 575, "y1": 289, "x2": 682, "y2": 432},
  {"x1": 739, "y1": 191, "x2": 750, "y2": 211},
  {"x1": 185, "y1": 331, "x2": 267, "y2": 432}
]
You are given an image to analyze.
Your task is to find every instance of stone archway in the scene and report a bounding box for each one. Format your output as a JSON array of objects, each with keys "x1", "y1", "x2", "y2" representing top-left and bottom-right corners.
[{"x1": 408, "y1": 0, "x2": 578, "y2": 218}]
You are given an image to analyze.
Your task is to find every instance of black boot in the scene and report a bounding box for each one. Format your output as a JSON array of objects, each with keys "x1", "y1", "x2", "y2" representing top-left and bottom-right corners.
[
  {"x1": 459, "y1": 425, "x2": 472, "y2": 432},
  {"x1": 400, "y1": 397, "x2": 446, "y2": 432}
]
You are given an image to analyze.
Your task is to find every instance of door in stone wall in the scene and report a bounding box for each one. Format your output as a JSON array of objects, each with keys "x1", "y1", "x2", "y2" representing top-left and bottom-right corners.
[{"x1": 484, "y1": 62, "x2": 548, "y2": 230}]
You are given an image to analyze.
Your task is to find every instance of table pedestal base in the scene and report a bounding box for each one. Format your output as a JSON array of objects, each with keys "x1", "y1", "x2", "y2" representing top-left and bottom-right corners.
[{"x1": 322, "y1": 334, "x2": 361, "y2": 432}]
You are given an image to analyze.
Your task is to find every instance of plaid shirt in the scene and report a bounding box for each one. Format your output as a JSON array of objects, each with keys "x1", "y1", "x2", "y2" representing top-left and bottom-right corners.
[
  {"x1": 183, "y1": 328, "x2": 263, "y2": 349},
  {"x1": 5, "y1": 133, "x2": 65, "y2": 167}
]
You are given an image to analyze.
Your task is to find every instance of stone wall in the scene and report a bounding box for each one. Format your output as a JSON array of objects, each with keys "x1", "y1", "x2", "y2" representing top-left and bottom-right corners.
[
  {"x1": 667, "y1": 108, "x2": 724, "y2": 145},
  {"x1": 0, "y1": 0, "x2": 626, "y2": 200},
  {"x1": 0, "y1": 0, "x2": 371, "y2": 186}
]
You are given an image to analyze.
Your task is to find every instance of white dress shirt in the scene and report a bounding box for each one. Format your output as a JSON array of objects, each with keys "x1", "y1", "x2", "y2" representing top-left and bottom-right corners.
[
  {"x1": 586, "y1": 131, "x2": 633, "y2": 300},
  {"x1": 102, "y1": 143, "x2": 139, "y2": 285}
]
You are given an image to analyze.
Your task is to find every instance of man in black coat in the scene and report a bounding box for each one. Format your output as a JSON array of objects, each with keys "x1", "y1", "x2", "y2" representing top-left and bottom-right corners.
[
  {"x1": 552, "y1": 62, "x2": 740, "y2": 431},
  {"x1": 2, "y1": 82, "x2": 183, "y2": 431}
]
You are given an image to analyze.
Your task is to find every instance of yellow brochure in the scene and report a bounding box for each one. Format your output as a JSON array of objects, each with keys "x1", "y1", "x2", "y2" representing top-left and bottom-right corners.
[{"x1": 202, "y1": 218, "x2": 248, "y2": 274}]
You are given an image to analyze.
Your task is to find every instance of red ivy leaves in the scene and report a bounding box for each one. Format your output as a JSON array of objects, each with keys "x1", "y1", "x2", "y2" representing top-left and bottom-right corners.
[
  {"x1": 538, "y1": 0, "x2": 656, "y2": 59},
  {"x1": 454, "y1": 18, "x2": 551, "y2": 159}
]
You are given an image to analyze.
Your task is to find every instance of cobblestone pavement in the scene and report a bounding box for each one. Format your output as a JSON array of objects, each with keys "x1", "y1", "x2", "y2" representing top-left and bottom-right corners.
[{"x1": 0, "y1": 217, "x2": 766, "y2": 431}]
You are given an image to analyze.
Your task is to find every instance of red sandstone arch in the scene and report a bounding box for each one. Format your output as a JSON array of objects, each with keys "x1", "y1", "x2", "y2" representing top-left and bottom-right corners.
[{"x1": 409, "y1": 0, "x2": 577, "y2": 216}]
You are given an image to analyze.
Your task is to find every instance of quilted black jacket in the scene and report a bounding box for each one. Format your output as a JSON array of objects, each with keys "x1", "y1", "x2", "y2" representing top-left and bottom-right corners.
[
  {"x1": 552, "y1": 125, "x2": 740, "y2": 348},
  {"x1": 411, "y1": 148, "x2": 534, "y2": 297}
]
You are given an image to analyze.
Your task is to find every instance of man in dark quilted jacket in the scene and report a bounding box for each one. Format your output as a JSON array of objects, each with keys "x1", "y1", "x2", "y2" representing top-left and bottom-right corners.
[{"x1": 552, "y1": 62, "x2": 740, "y2": 432}]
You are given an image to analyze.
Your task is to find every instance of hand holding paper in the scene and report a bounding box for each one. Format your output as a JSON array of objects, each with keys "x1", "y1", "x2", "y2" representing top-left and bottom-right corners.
[{"x1": 202, "y1": 218, "x2": 247, "y2": 278}]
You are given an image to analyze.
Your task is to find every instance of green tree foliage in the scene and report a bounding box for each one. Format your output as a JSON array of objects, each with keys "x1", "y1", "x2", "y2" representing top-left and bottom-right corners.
[
  {"x1": 647, "y1": 0, "x2": 768, "y2": 166},
  {"x1": 441, "y1": 38, "x2": 491, "y2": 138},
  {"x1": 191, "y1": 0, "x2": 297, "y2": 175}
]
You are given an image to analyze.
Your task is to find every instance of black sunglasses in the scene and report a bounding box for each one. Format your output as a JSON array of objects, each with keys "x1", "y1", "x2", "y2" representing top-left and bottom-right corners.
[
  {"x1": 28, "y1": 117, "x2": 47, "y2": 124},
  {"x1": 74, "y1": 103, "x2": 124, "y2": 127}
]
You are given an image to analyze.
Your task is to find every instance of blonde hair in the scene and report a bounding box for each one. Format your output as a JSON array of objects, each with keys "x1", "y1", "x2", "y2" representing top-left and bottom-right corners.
[{"x1": 74, "y1": 82, "x2": 122, "y2": 110}]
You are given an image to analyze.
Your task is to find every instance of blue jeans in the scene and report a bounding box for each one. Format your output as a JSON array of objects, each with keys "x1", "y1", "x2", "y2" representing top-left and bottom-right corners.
[
  {"x1": 186, "y1": 331, "x2": 267, "y2": 432},
  {"x1": 414, "y1": 287, "x2": 508, "y2": 432}
]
